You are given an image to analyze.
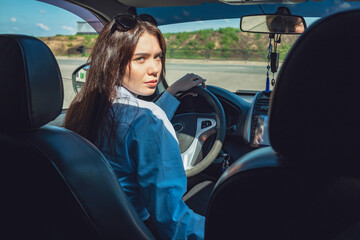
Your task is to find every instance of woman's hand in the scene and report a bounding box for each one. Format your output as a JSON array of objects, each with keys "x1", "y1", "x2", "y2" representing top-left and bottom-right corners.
[{"x1": 167, "y1": 73, "x2": 206, "y2": 96}]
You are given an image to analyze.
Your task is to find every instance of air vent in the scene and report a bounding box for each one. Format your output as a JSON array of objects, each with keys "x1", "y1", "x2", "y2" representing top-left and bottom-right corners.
[{"x1": 254, "y1": 94, "x2": 270, "y2": 114}]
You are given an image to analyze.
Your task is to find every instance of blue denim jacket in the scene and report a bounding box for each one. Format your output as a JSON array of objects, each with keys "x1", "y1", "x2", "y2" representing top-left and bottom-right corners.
[{"x1": 103, "y1": 86, "x2": 204, "y2": 240}]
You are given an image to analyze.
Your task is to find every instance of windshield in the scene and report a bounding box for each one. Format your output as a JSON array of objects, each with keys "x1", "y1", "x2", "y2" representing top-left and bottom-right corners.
[
  {"x1": 159, "y1": 18, "x2": 318, "y2": 93},
  {"x1": 0, "y1": 0, "x2": 317, "y2": 109},
  {"x1": 163, "y1": 19, "x2": 298, "y2": 92}
]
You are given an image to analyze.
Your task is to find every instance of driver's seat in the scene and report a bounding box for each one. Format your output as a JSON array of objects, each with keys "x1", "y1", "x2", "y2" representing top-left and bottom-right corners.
[
  {"x1": 205, "y1": 9, "x2": 360, "y2": 240},
  {"x1": 0, "y1": 34, "x2": 155, "y2": 239}
]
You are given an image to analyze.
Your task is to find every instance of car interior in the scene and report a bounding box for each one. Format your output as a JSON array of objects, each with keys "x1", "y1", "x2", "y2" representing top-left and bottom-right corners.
[{"x1": 1, "y1": 0, "x2": 360, "y2": 239}]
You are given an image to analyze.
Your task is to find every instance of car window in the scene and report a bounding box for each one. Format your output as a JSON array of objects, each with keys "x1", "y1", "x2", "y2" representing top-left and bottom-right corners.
[
  {"x1": 158, "y1": 19, "x2": 302, "y2": 93},
  {"x1": 0, "y1": 0, "x2": 99, "y2": 109}
]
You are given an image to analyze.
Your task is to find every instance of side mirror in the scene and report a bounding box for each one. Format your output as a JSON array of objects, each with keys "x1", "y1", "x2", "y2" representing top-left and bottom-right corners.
[
  {"x1": 72, "y1": 63, "x2": 90, "y2": 93},
  {"x1": 240, "y1": 14, "x2": 306, "y2": 34}
]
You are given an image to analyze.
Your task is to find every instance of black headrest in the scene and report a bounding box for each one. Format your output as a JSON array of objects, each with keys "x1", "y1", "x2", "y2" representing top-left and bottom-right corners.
[
  {"x1": 269, "y1": 9, "x2": 360, "y2": 176},
  {"x1": 0, "y1": 35, "x2": 63, "y2": 130}
]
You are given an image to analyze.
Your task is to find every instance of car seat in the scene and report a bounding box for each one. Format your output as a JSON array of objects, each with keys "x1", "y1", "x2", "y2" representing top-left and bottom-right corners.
[
  {"x1": 0, "y1": 34, "x2": 155, "y2": 240},
  {"x1": 205, "y1": 9, "x2": 360, "y2": 240}
]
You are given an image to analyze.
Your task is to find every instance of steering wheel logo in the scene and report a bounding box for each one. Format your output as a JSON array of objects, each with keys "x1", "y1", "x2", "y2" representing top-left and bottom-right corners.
[{"x1": 172, "y1": 122, "x2": 184, "y2": 133}]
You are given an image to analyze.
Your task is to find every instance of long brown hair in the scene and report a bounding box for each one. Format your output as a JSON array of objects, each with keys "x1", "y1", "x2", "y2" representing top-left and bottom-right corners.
[{"x1": 64, "y1": 18, "x2": 166, "y2": 151}]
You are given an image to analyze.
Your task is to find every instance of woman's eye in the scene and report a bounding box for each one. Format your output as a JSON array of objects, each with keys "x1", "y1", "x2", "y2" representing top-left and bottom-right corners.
[
  {"x1": 135, "y1": 57, "x2": 145, "y2": 62},
  {"x1": 155, "y1": 54, "x2": 163, "y2": 60}
]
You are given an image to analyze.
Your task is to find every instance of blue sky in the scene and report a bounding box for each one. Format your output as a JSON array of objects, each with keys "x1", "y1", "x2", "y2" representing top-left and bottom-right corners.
[
  {"x1": 0, "y1": 0, "x2": 243, "y2": 36},
  {"x1": 159, "y1": 18, "x2": 242, "y2": 33},
  {"x1": 0, "y1": 0, "x2": 319, "y2": 37},
  {"x1": 0, "y1": 0, "x2": 81, "y2": 36}
]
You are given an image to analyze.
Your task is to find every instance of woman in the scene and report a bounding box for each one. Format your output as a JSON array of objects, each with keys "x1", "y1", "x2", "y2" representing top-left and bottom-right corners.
[
  {"x1": 266, "y1": 15, "x2": 305, "y2": 34},
  {"x1": 64, "y1": 13, "x2": 206, "y2": 239}
]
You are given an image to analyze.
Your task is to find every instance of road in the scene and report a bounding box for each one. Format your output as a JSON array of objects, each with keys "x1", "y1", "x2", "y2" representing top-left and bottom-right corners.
[
  {"x1": 56, "y1": 58, "x2": 87, "y2": 108},
  {"x1": 56, "y1": 57, "x2": 275, "y2": 108}
]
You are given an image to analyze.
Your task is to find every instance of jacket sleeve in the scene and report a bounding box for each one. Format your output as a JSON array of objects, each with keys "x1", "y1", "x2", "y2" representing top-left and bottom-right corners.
[
  {"x1": 128, "y1": 111, "x2": 205, "y2": 240},
  {"x1": 154, "y1": 90, "x2": 180, "y2": 120}
]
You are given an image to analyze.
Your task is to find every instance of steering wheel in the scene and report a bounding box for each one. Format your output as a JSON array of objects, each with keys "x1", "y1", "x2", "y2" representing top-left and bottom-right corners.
[{"x1": 171, "y1": 86, "x2": 226, "y2": 177}]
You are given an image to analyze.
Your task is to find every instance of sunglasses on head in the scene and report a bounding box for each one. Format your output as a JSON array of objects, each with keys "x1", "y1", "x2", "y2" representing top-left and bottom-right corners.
[{"x1": 109, "y1": 14, "x2": 158, "y2": 37}]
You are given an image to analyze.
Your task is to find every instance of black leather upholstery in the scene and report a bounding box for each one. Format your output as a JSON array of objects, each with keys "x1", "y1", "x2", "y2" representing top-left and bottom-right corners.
[
  {"x1": 0, "y1": 35, "x2": 63, "y2": 130},
  {"x1": 269, "y1": 9, "x2": 360, "y2": 176},
  {"x1": 1, "y1": 35, "x2": 155, "y2": 240},
  {"x1": 205, "y1": 10, "x2": 360, "y2": 240}
]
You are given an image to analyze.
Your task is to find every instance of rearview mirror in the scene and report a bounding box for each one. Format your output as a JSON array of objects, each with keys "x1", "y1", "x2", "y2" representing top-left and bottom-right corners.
[{"x1": 240, "y1": 14, "x2": 306, "y2": 34}]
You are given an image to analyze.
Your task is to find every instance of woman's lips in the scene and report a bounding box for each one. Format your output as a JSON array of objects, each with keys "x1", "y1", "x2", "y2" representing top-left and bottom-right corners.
[{"x1": 145, "y1": 80, "x2": 158, "y2": 87}]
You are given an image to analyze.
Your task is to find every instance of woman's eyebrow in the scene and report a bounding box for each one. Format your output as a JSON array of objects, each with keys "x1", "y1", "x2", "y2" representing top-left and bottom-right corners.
[
  {"x1": 134, "y1": 52, "x2": 150, "y2": 55},
  {"x1": 133, "y1": 52, "x2": 149, "y2": 56},
  {"x1": 133, "y1": 50, "x2": 162, "y2": 56}
]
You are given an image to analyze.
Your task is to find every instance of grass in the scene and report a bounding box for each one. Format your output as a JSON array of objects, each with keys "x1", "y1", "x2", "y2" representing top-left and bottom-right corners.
[
  {"x1": 68, "y1": 35, "x2": 77, "y2": 40},
  {"x1": 176, "y1": 32, "x2": 190, "y2": 42},
  {"x1": 167, "y1": 48, "x2": 204, "y2": 59},
  {"x1": 77, "y1": 34, "x2": 98, "y2": 48},
  {"x1": 46, "y1": 28, "x2": 297, "y2": 61},
  {"x1": 195, "y1": 29, "x2": 213, "y2": 41},
  {"x1": 277, "y1": 43, "x2": 293, "y2": 61},
  {"x1": 206, "y1": 41, "x2": 215, "y2": 50},
  {"x1": 219, "y1": 27, "x2": 240, "y2": 41}
]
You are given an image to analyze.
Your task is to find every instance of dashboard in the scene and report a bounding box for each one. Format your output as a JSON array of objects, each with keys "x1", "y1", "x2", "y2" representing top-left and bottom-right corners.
[
  {"x1": 177, "y1": 86, "x2": 271, "y2": 148},
  {"x1": 173, "y1": 85, "x2": 273, "y2": 180},
  {"x1": 174, "y1": 85, "x2": 272, "y2": 151},
  {"x1": 205, "y1": 86, "x2": 272, "y2": 149}
]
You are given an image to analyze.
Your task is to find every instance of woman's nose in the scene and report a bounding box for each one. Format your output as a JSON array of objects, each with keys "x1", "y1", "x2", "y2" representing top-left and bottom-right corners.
[{"x1": 148, "y1": 59, "x2": 161, "y2": 76}]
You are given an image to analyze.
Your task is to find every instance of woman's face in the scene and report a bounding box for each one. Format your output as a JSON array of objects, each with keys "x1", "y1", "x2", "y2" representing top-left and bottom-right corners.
[
  {"x1": 295, "y1": 21, "x2": 305, "y2": 33},
  {"x1": 122, "y1": 32, "x2": 163, "y2": 96}
]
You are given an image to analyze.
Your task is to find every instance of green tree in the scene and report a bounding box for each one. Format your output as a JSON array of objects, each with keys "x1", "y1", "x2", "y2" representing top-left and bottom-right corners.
[
  {"x1": 176, "y1": 32, "x2": 190, "y2": 42},
  {"x1": 196, "y1": 29, "x2": 213, "y2": 41},
  {"x1": 219, "y1": 27, "x2": 240, "y2": 41},
  {"x1": 206, "y1": 41, "x2": 215, "y2": 50}
]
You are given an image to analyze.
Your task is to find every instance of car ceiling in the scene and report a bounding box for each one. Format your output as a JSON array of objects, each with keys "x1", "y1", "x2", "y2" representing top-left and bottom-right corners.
[{"x1": 53, "y1": 0, "x2": 360, "y2": 26}]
